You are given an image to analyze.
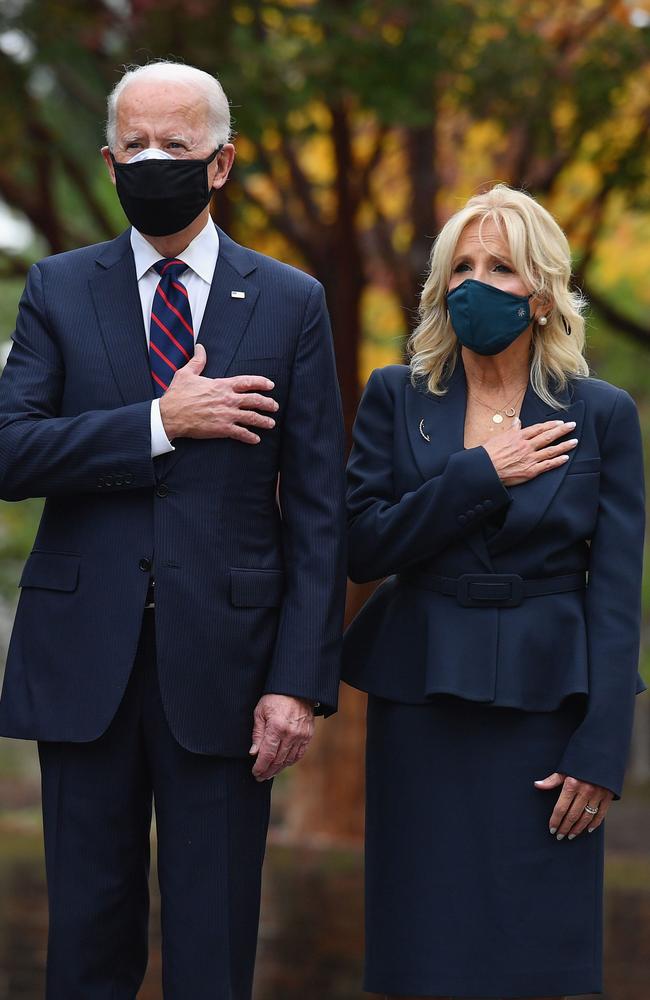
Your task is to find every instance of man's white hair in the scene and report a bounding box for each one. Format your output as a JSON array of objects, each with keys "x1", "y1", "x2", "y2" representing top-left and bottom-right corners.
[{"x1": 105, "y1": 60, "x2": 232, "y2": 150}]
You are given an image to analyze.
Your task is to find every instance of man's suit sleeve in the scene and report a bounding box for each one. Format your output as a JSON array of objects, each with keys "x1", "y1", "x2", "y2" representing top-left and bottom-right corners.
[
  {"x1": 0, "y1": 263, "x2": 155, "y2": 500},
  {"x1": 263, "y1": 281, "x2": 347, "y2": 714},
  {"x1": 558, "y1": 389, "x2": 646, "y2": 798}
]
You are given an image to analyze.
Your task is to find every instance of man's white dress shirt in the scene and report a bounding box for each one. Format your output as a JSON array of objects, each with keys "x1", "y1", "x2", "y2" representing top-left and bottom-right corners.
[{"x1": 130, "y1": 221, "x2": 220, "y2": 457}]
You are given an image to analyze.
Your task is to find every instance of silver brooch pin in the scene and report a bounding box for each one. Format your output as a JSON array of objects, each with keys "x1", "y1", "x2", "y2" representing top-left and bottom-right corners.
[
  {"x1": 231, "y1": 290, "x2": 246, "y2": 299},
  {"x1": 419, "y1": 419, "x2": 430, "y2": 443}
]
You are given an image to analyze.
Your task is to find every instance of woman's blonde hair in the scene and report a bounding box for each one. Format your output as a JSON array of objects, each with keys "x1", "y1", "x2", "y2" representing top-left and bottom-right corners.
[{"x1": 408, "y1": 184, "x2": 589, "y2": 407}]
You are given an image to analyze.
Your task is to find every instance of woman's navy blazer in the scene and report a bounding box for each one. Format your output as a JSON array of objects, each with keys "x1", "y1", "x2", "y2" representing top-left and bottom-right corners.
[{"x1": 342, "y1": 361, "x2": 646, "y2": 798}]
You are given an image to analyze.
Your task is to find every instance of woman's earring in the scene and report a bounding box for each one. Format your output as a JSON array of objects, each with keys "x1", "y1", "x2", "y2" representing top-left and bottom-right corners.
[{"x1": 537, "y1": 315, "x2": 548, "y2": 326}]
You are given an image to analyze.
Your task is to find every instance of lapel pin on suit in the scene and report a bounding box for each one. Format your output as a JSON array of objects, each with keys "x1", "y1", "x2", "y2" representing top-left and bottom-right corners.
[
  {"x1": 419, "y1": 419, "x2": 430, "y2": 443},
  {"x1": 231, "y1": 290, "x2": 246, "y2": 299}
]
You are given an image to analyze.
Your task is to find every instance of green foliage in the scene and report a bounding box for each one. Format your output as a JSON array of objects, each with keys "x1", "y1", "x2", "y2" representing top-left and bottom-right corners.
[{"x1": 0, "y1": 279, "x2": 24, "y2": 336}]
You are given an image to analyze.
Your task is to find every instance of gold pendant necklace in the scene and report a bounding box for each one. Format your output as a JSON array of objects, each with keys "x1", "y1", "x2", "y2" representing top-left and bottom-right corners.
[{"x1": 469, "y1": 383, "x2": 528, "y2": 426}]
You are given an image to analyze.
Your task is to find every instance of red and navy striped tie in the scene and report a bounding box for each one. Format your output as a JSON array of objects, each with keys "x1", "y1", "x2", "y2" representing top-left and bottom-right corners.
[{"x1": 149, "y1": 258, "x2": 194, "y2": 396}]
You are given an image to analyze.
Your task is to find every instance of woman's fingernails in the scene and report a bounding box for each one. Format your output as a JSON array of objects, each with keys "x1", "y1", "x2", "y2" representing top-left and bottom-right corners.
[
  {"x1": 568, "y1": 834, "x2": 576, "y2": 840},
  {"x1": 588, "y1": 826, "x2": 595, "y2": 833},
  {"x1": 550, "y1": 827, "x2": 557, "y2": 835},
  {"x1": 556, "y1": 833, "x2": 565, "y2": 841}
]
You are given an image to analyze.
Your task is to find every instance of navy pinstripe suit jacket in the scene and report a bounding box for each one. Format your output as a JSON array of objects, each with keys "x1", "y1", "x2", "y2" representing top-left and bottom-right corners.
[{"x1": 0, "y1": 226, "x2": 347, "y2": 754}]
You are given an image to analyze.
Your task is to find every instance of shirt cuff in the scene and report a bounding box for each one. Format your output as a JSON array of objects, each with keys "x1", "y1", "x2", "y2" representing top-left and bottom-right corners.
[{"x1": 150, "y1": 399, "x2": 175, "y2": 457}]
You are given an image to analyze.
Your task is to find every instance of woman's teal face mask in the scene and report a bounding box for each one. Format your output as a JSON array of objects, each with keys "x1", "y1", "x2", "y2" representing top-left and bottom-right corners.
[{"x1": 446, "y1": 279, "x2": 532, "y2": 356}]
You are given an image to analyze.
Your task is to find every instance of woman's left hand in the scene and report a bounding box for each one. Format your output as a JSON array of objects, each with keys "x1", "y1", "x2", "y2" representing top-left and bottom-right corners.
[{"x1": 534, "y1": 772, "x2": 614, "y2": 840}]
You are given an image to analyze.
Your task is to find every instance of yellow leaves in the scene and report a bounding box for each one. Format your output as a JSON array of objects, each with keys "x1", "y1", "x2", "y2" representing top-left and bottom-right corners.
[
  {"x1": 238, "y1": 3, "x2": 321, "y2": 42},
  {"x1": 244, "y1": 173, "x2": 283, "y2": 215},
  {"x1": 575, "y1": 66, "x2": 650, "y2": 175},
  {"x1": 360, "y1": 286, "x2": 408, "y2": 382},
  {"x1": 261, "y1": 6, "x2": 284, "y2": 30},
  {"x1": 262, "y1": 128, "x2": 281, "y2": 152},
  {"x1": 448, "y1": 120, "x2": 509, "y2": 204},
  {"x1": 289, "y1": 14, "x2": 324, "y2": 43},
  {"x1": 392, "y1": 222, "x2": 413, "y2": 253},
  {"x1": 552, "y1": 99, "x2": 577, "y2": 135},
  {"x1": 233, "y1": 5, "x2": 254, "y2": 25},
  {"x1": 287, "y1": 109, "x2": 309, "y2": 132},
  {"x1": 298, "y1": 135, "x2": 336, "y2": 186},
  {"x1": 286, "y1": 101, "x2": 333, "y2": 133},
  {"x1": 381, "y1": 23, "x2": 404, "y2": 46},
  {"x1": 309, "y1": 103, "x2": 333, "y2": 132},
  {"x1": 235, "y1": 135, "x2": 256, "y2": 164},
  {"x1": 590, "y1": 198, "x2": 650, "y2": 308}
]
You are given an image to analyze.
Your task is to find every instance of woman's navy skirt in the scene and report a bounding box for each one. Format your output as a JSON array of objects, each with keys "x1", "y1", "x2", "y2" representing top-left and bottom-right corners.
[{"x1": 364, "y1": 694, "x2": 604, "y2": 998}]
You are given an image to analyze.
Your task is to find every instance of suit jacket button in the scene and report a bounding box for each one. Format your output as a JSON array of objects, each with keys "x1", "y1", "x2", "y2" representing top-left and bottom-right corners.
[
  {"x1": 104, "y1": 475, "x2": 114, "y2": 487},
  {"x1": 114, "y1": 476, "x2": 124, "y2": 487},
  {"x1": 466, "y1": 509, "x2": 476, "y2": 520},
  {"x1": 124, "y1": 474, "x2": 134, "y2": 485},
  {"x1": 139, "y1": 558, "x2": 152, "y2": 573},
  {"x1": 484, "y1": 499, "x2": 493, "y2": 508},
  {"x1": 97, "y1": 477, "x2": 105, "y2": 488},
  {"x1": 156, "y1": 484, "x2": 169, "y2": 498},
  {"x1": 475, "y1": 503, "x2": 484, "y2": 513},
  {"x1": 458, "y1": 514, "x2": 467, "y2": 525}
]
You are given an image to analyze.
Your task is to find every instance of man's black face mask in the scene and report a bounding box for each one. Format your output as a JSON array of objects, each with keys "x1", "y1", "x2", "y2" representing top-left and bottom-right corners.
[{"x1": 110, "y1": 146, "x2": 222, "y2": 237}]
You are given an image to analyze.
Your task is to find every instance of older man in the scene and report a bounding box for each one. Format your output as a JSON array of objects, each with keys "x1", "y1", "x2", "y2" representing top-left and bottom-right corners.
[{"x1": 0, "y1": 61, "x2": 346, "y2": 998}]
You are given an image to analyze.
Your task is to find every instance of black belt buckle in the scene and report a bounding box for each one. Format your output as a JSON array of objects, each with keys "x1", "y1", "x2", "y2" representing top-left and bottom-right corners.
[{"x1": 457, "y1": 573, "x2": 524, "y2": 608}]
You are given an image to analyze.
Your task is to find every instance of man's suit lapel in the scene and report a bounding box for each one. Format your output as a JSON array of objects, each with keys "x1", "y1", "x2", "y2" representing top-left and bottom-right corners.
[
  {"x1": 486, "y1": 382, "x2": 585, "y2": 556},
  {"x1": 404, "y1": 362, "x2": 493, "y2": 571},
  {"x1": 158, "y1": 227, "x2": 260, "y2": 477},
  {"x1": 193, "y1": 228, "x2": 260, "y2": 378},
  {"x1": 89, "y1": 230, "x2": 153, "y2": 405}
]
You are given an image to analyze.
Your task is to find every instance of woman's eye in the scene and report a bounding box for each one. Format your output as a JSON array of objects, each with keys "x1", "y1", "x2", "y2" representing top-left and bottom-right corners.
[
  {"x1": 454, "y1": 262, "x2": 471, "y2": 273},
  {"x1": 494, "y1": 263, "x2": 513, "y2": 273}
]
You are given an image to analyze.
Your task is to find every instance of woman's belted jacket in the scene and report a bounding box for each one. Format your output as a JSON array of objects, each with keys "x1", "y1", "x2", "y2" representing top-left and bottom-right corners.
[{"x1": 342, "y1": 362, "x2": 646, "y2": 798}]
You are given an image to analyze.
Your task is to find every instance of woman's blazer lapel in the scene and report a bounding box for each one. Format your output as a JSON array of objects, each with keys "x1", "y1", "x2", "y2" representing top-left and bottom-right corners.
[
  {"x1": 404, "y1": 364, "x2": 494, "y2": 571},
  {"x1": 485, "y1": 383, "x2": 585, "y2": 556}
]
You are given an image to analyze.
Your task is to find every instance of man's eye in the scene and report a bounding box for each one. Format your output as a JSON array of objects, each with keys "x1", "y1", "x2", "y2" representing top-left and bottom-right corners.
[{"x1": 125, "y1": 142, "x2": 142, "y2": 150}]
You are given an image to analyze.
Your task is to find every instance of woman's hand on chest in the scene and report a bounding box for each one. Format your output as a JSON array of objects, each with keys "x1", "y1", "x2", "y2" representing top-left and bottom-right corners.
[{"x1": 480, "y1": 418, "x2": 578, "y2": 487}]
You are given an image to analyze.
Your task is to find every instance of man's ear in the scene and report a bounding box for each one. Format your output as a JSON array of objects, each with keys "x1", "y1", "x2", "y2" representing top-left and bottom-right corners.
[
  {"x1": 210, "y1": 144, "x2": 236, "y2": 192},
  {"x1": 101, "y1": 146, "x2": 116, "y2": 185}
]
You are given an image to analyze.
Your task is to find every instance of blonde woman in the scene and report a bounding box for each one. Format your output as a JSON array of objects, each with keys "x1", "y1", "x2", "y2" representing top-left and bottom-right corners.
[{"x1": 343, "y1": 185, "x2": 645, "y2": 1000}]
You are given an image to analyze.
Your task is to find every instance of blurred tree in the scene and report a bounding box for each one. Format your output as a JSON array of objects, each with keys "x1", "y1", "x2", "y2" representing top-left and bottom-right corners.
[
  {"x1": 1, "y1": 0, "x2": 650, "y2": 427},
  {"x1": 1, "y1": 0, "x2": 649, "y2": 838}
]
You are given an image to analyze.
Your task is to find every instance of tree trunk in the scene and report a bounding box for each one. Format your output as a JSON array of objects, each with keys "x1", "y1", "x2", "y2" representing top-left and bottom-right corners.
[{"x1": 283, "y1": 581, "x2": 377, "y2": 843}]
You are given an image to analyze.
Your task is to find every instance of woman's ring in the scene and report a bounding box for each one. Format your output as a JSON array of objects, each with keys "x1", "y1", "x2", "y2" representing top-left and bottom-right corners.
[{"x1": 584, "y1": 804, "x2": 599, "y2": 815}]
